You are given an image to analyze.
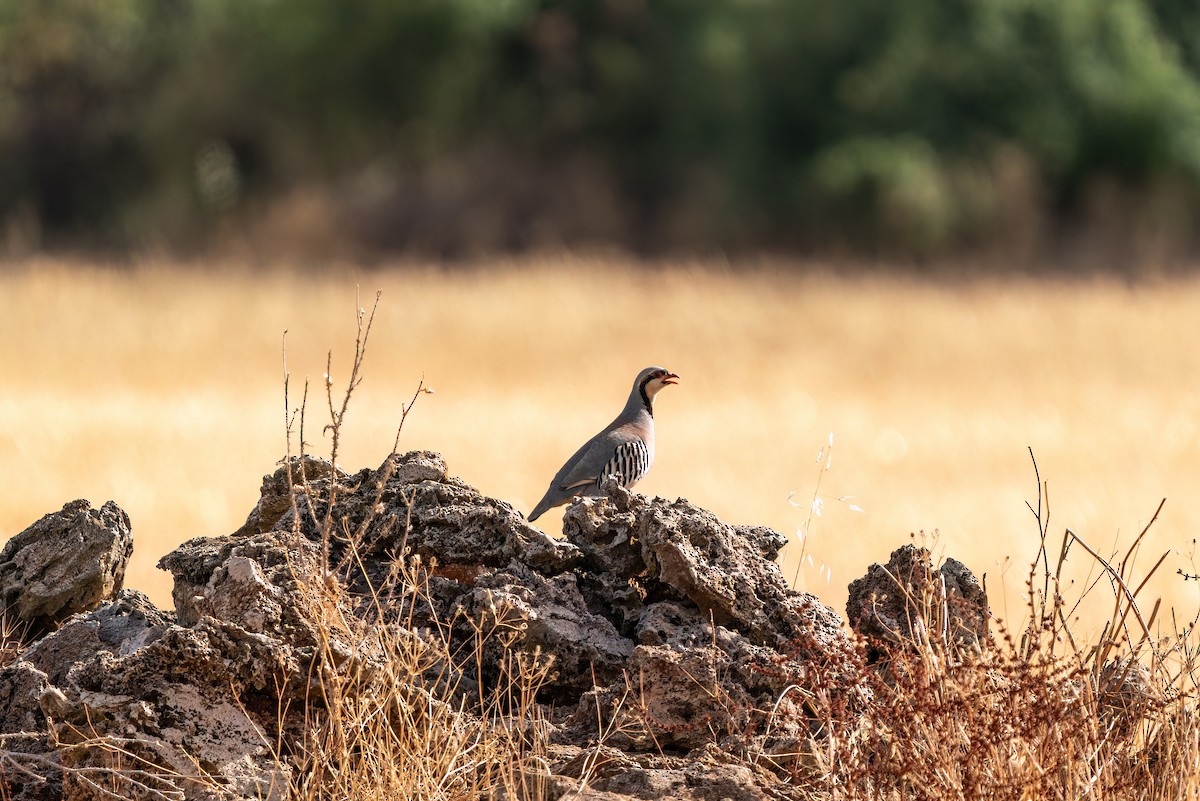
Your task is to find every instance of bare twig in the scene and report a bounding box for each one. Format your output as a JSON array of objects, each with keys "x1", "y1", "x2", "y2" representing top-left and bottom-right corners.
[{"x1": 315, "y1": 289, "x2": 382, "y2": 578}]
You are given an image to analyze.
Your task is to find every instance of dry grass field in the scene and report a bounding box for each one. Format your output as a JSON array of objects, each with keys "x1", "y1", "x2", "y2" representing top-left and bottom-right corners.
[{"x1": 1, "y1": 255, "x2": 1198, "y2": 635}]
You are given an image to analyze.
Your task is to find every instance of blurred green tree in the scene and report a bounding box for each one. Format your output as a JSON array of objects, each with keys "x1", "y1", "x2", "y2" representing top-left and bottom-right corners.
[{"x1": 2, "y1": 0, "x2": 1199, "y2": 261}]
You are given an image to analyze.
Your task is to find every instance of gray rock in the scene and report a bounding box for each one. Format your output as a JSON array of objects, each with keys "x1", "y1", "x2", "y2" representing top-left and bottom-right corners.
[
  {"x1": 0, "y1": 500, "x2": 133, "y2": 636},
  {"x1": 637, "y1": 601, "x2": 711, "y2": 648},
  {"x1": 563, "y1": 483, "x2": 841, "y2": 647},
  {"x1": 561, "y1": 615, "x2": 835, "y2": 755},
  {"x1": 47, "y1": 624, "x2": 289, "y2": 801},
  {"x1": 232, "y1": 455, "x2": 349, "y2": 539},
  {"x1": 0, "y1": 659, "x2": 61, "y2": 801},
  {"x1": 171, "y1": 457, "x2": 853, "y2": 772},
  {"x1": 0, "y1": 660, "x2": 49, "y2": 736},
  {"x1": 0, "y1": 591, "x2": 173, "y2": 801},
  {"x1": 550, "y1": 481, "x2": 855, "y2": 755},
  {"x1": 550, "y1": 744, "x2": 808, "y2": 800},
  {"x1": 159, "y1": 529, "x2": 323, "y2": 645},
  {"x1": 846, "y1": 544, "x2": 989, "y2": 650},
  {"x1": 352, "y1": 451, "x2": 582, "y2": 575},
  {"x1": 21, "y1": 589, "x2": 171, "y2": 685},
  {"x1": 212, "y1": 452, "x2": 580, "y2": 588},
  {"x1": 461, "y1": 561, "x2": 635, "y2": 696},
  {"x1": 0, "y1": 531, "x2": 307, "y2": 800},
  {"x1": 0, "y1": 662, "x2": 58, "y2": 801}
]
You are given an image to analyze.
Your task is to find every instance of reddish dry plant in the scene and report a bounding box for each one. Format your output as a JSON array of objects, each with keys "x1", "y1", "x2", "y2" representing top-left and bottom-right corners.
[
  {"x1": 804, "y1": 622, "x2": 1196, "y2": 800},
  {"x1": 762, "y1": 469, "x2": 1200, "y2": 801}
]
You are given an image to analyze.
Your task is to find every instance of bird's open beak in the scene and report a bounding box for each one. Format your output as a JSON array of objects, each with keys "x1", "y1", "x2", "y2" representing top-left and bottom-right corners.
[{"x1": 662, "y1": 372, "x2": 680, "y2": 385}]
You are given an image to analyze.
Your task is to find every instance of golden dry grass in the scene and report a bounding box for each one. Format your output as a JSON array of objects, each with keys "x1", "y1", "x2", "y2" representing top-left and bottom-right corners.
[{"x1": 1, "y1": 254, "x2": 1198, "y2": 633}]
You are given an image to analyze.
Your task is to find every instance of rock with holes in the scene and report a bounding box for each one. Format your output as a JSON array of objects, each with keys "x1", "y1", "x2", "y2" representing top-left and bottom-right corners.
[
  {"x1": 846, "y1": 544, "x2": 989, "y2": 650},
  {"x1": 0, "y1": 512, "x2": 316, "y2": 800},
  {"x1": 0, "y1": 660, "x2": 58, "y2": 801},
  {"x1": 549, "y1": 484, "x2": 853, "y2": 754},
  {"x1": 199, "y1": 457, "x2": 852, "y2": 762},
  {"x1": 560, "y1": 603, "x2": 844, "y2": 754},
  {"x1": 0, "y1": 500, "x2": 133, "y2": 636},
  {"x1": 562, "y1": 483, "x2": 841, "y2": 648},
  {"x1": 42, "y1": 621, "x2": 291, "y2": 801},
  {"x1": 219, "y1": 452, "x2": 580, "y2": 585},
  {"x1": 231, "y1": 455, "x2": 349, "y2": 539},
  {"x1": 158, "y1": 528, "x2": 321, "y2": 641},
  {"x1": 0, "y1": 593, "x2": 298, "y2": 801},
  {"x1": 20, "y1": 589, "x2": 172, "y2": 686},
  {"x1": 457, "y1": 560, "x2": 635, "y2": 698},
  {"x1": 0, "y1": 591, "x2": 174, "y2": 801}
]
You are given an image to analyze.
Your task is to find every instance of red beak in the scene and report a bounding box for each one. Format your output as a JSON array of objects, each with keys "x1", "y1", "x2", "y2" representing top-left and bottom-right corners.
[{"x1": 662, "y1": 372, "x2": 679, "y2": 385}]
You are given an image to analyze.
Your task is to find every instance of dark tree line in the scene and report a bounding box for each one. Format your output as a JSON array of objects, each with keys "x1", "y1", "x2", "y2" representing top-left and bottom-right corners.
[{"x1": 4, "y1": 0, "x2": 1200, "y2": 261}]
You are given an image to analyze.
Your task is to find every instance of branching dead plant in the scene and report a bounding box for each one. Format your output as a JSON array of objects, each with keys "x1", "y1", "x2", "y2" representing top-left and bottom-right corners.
[{"x1": 766, "y1": 450, "x2": 1200, "y2": 801}]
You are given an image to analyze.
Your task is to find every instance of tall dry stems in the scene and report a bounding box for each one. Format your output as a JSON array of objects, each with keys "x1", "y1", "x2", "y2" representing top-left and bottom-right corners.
[{"x1": 281, "y1": 292, "x2": 556, "y2": 801}]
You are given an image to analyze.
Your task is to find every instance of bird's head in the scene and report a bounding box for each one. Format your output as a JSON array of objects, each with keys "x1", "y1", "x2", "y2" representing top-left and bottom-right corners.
[{"x1": 637, "y1": 366, "x2": 679, "y2": 401}]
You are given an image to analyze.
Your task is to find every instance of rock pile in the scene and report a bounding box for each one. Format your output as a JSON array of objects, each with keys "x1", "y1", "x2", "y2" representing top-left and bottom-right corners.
[{"x1": 0, "y1": 453, "x2": 987, "y2": 801}]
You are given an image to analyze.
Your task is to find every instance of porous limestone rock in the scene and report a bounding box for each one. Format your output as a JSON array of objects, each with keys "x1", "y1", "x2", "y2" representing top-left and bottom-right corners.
[
  {"x1": 846, "y1": 543, "x2": 989, "y2": 650},
  {"x1": 0, "y1": 591, "x2": 173, "y2": 801},
  {"x1": 46, "y1": 622, "x2": 290, "y2": 801},
  {"x1": 562, "y1": 482, "x2": 835, "y2": 647},
  {"x1": 0, "y1": 500, "x2": 133, "y2": 635}
]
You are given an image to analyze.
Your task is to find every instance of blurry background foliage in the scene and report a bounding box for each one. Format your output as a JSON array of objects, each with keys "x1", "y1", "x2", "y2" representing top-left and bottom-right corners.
[{"x1": 4, "y1": 0, "x2": 1200, "y2": 263}]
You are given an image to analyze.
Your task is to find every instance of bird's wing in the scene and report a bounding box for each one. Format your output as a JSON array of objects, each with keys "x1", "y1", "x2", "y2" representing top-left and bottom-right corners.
[
  {"x1": 597, "y1": 439, "x2": 651, "y2": 487},
  {"x1": 551, "y1": 428, "x2": 633, "y2": 491}
]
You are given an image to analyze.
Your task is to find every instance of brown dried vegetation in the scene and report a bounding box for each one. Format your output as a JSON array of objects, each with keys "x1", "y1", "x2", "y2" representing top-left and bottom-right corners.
[{"x1": 278, "y1": 299, "x2": 1200, "y2": 800}]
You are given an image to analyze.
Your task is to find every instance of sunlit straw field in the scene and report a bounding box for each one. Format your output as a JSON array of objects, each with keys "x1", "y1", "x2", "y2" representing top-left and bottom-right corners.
[{"x1": 2, "y1": 255, "x2": 1199, "y2": 632}]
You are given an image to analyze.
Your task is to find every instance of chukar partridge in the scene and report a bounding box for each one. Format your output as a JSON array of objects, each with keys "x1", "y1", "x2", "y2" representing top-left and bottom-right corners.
[{"x1": 528, "y1": 366, "x2": 678, "y2": 522}]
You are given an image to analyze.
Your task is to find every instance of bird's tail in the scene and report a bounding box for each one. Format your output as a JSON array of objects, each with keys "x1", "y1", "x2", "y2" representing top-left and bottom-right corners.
[{"x1": 527, "y1": 493, "x2": 554, "y2": 522}]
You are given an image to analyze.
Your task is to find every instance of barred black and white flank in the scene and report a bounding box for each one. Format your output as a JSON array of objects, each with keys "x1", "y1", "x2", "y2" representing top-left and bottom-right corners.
[
  {"x1": 528, "y1": 366, "x2": 679, "y2": 523},
  {"x1": 599, "y1": 439, "x2": 651, "y2": 489}
]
